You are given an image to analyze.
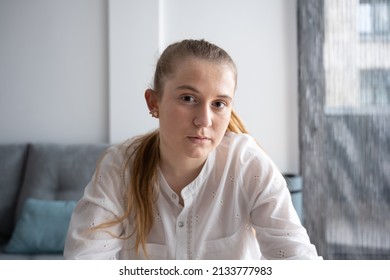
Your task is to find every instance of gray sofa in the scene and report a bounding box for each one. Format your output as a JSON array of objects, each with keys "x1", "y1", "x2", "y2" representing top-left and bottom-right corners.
[{"x1": 0, "y1": 142, "x2": 109, "y2": 259}]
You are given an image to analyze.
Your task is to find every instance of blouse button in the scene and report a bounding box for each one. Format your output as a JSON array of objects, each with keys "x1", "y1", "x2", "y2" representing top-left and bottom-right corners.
[
  {"x1": 171, "y1": 193, "x2": 177, "y2": 200},
  {"x1": 178, "y1": 221, "x2": 184, "y2": 228}
]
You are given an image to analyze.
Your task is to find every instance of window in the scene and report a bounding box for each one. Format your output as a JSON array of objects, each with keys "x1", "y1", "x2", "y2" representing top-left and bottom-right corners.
[
  {"x1": 359, "y1": 0, "x2": 390, "y2": 40},
  {"x1": 299, "y1": 0, "x2": 390, "y2": 259},
  {"x1": 360, "y1": 69, "x2": 390, "y2": 106}
]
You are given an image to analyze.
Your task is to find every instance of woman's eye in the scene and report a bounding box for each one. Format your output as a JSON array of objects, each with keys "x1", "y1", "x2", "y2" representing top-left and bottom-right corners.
[
  {"x1": 181, "y1": 95, "x2": 196, "y2": 103},
  {"x1": 212, "y1": 101, "x2": 227, "y2": 109}
]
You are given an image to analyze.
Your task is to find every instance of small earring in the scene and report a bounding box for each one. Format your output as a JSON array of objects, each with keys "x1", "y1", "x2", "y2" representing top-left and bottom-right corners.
[{"x1": 149, "y1": 110, "x2": 159, "y2": 118}]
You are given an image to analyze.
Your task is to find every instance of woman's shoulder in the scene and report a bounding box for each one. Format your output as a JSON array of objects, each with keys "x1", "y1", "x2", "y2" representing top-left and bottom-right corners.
[
  {"x1": 94, "y1": 136, "x2": 141, "y2": 174},
  {"x1": 224, "y1": 131, "x2": 255, "y2": 143},
  {"x1": 222, "y1": 132, "x2": 264, "y2": 155},
  {"x1": 99, "y1": 138, "x2": 134, "y2": 161},
  {"x1": 219, "y1": 132, "x2": 276, "y2": 172}
]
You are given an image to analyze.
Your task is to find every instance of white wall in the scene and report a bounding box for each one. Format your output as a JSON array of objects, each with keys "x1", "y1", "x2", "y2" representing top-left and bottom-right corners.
[
  {"x1": 0, "y1": 0, "x2": 299, "y2": 173},
  {"x1": 109, "y1": 0, "x2": 299, "y2": 173},
  {"x1": 108, "y1": 0, "x2": 160, "y2": 143},
  {"x1": 0, "y1": 0, "x2": 108, "y2": 144}
]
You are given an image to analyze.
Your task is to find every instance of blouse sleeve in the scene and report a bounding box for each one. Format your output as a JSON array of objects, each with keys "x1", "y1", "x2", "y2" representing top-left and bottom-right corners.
[
  {"x1": 63, "y1": 144, "x2": 129, "y2": 260},
  {"x1": 244, "y1": 143, "x2": 321, "y2": 259}
]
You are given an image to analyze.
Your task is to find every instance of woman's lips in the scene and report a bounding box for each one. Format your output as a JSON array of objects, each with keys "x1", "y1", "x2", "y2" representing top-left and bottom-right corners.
[{"x1": 188, "y1": 136, "x2": 211, "y2": 144}]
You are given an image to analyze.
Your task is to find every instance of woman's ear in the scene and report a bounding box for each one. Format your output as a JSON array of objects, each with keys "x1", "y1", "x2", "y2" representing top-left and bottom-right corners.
[{"x1": 145, "y1": 89, "x2": 159, "y2": 112}]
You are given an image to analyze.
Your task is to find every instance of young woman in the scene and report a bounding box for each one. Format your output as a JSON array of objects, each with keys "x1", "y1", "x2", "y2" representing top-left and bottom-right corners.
[{"x1": 64, "y1": 39, "x2": 320, "y2": 259}]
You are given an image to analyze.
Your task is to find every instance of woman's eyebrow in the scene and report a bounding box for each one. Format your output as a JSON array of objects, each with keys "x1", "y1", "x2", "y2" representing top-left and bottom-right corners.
[
  {"x1": 176, "y1": 85, "x2": 200, "y2": 93},
  {"x1": 176, "y1": 85, "x2": 233, "y2": 100}
]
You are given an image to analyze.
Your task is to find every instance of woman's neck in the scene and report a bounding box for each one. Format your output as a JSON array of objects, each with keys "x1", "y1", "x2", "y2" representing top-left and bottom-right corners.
[{"x1": 159, "y1": 149, "x2": 206, "y2": 196}]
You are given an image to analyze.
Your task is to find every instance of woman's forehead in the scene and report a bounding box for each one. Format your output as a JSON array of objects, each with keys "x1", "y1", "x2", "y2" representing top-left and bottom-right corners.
[
  {"x1": 161, "y1": 59, "x2": 236, "y2": 98},
  {"x1": 169, "y1": 58, "x2": 236, "y2": 81}
]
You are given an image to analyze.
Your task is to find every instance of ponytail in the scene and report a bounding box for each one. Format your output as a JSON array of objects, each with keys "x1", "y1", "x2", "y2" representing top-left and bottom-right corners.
[
  {"x1": 125, "y1": 130, "x2": 160, "y2": 255},
  {"x1": 227, "y1": 110, "x2": 248, "y2": 134}
]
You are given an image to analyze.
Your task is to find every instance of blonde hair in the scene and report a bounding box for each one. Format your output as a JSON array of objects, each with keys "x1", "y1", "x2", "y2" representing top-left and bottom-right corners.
[{"x1": 99, "y1": 39, "x2": 248, "y2": 255}]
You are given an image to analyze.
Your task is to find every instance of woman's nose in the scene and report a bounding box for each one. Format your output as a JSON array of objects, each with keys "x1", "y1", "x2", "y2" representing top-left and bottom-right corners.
[{"x1": 193, "y1": 105, "x2": 212, "y2": 128}]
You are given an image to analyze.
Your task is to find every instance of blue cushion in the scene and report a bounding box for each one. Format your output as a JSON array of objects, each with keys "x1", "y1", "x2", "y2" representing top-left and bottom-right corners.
[{"x1": 5, "y1": 198, "x2": 76, "y2": 254}]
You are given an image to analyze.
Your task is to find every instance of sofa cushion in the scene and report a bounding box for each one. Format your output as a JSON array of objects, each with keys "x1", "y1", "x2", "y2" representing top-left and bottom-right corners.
[
  {"x1": 0, "y1": 144, "x2": 28, "y2": 239},
  {"x1": 15, "y1": 143, "x2": 110, "y2": 221},
  {"x1": 5, "y1": 198, "x2": 77, "y2": 254}
]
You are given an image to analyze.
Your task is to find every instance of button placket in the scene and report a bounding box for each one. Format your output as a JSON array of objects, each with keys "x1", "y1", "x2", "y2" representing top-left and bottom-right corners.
[
  {"x1": 170, "y1": 192, "x2": 181, "y2": 206},
  {"x1": 174, "y1": 198, "x2": 193, "y2": 259},
  {"x1": 174, "y1": 186, "x2": 196, "y2": 259}
]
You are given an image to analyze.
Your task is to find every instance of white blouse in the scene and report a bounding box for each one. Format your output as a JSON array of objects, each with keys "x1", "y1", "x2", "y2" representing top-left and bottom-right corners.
[{"x1": 64, "y1": 132, "x2": 320, "y2": 260}]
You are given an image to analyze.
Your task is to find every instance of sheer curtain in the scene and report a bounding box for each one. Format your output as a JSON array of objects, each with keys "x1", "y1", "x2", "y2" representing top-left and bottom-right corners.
[{"x1": 298, "y1": 0, "x2": 390, "y2": 259}]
